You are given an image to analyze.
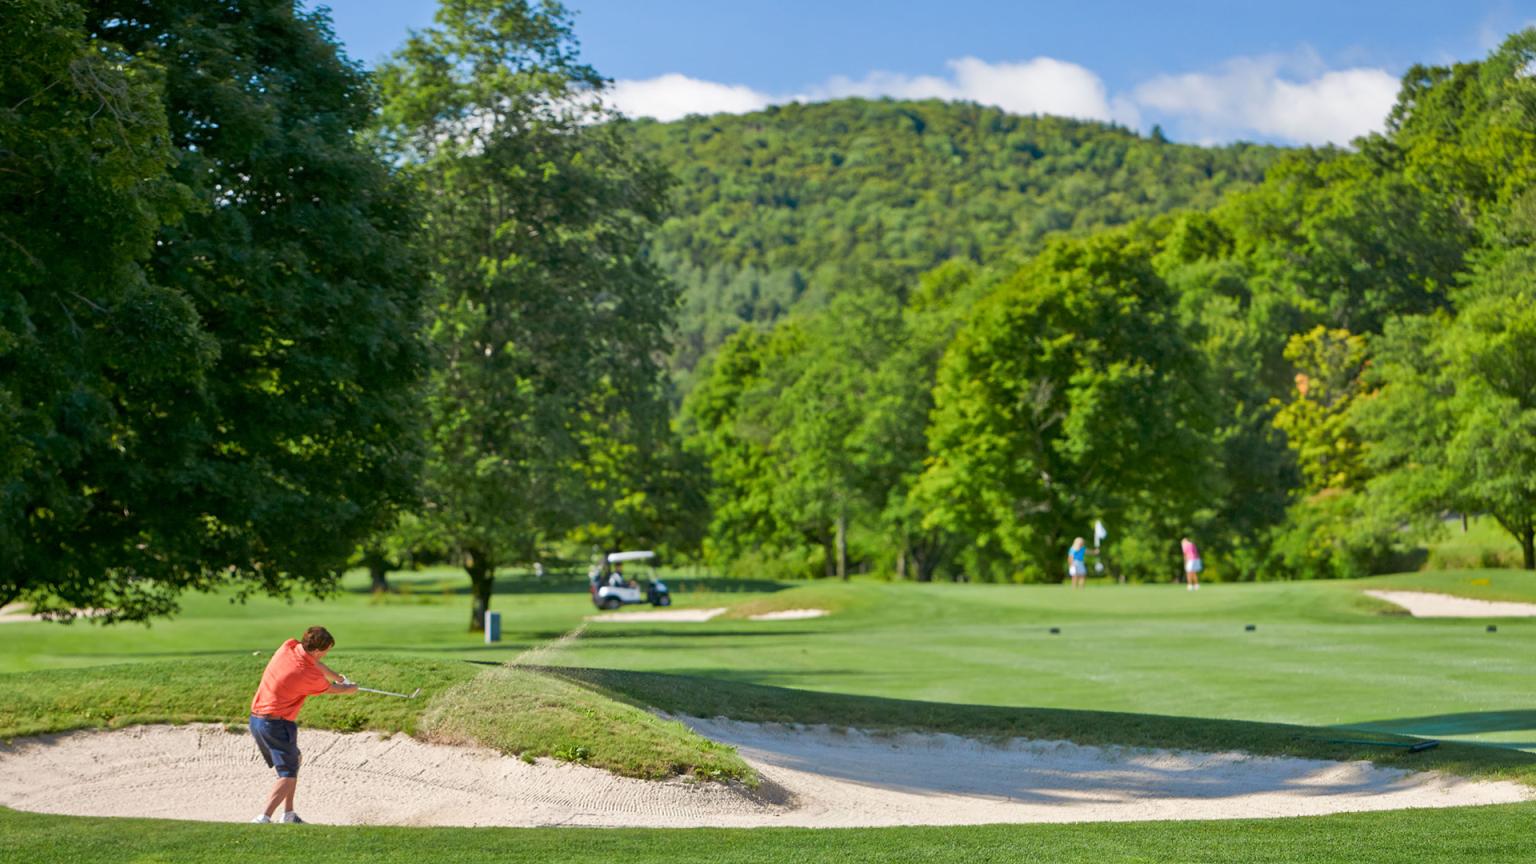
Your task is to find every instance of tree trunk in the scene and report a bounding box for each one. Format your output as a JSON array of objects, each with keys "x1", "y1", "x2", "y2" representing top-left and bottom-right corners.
[
  {"x1": 365, "y1": 552, "x2": 391, "y2": 594},
  {"x1": 895, "y1": 546, "x2": 907, "y2": 581},
  {"x1": 835, "y1": 508, "x2": 848, "y2": 581},
  {"x1": 1522, "y1": 527, "x2": 1535, "y2": 571},
  {"x1": 465, "y1": 547, "x2": 495, "y2": 632}
]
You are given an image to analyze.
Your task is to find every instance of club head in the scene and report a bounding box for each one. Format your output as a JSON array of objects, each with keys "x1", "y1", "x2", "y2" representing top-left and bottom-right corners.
[{"x1": 410, "y1": 688, "x2": 422, "y2": 699}]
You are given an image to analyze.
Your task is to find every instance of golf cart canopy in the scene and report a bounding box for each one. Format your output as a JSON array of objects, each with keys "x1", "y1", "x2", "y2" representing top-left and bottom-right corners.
[{"x1": 606, "y1": 550, "x2": 655, "y2": 563}]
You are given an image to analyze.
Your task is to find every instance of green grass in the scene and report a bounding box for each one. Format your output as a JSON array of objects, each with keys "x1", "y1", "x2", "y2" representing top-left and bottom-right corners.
[
  {"x1": 6, "y1": 803, "x2": 1536, "y2": 864},
  {"x1": 0, "y1": 656, "x2": 476, "y2": 739},
  {"x1": 0, "y1": 656, "x2": 749, "y2": 782},
  {"x1": 422, "y1": 664, "x2": 752, "y2": 782},
  {"x1": 544, "y1": 666, "x2": 1536, "y2": 785},
  {"x1": 1421, "y1": 516, "x2": 1525, "y2": 570},
  {"x1": 0, "y1": 566, "x2": 748, "y2": 674},
  {"x1": 7, "y1": 568, "x2": 1536, "y2": 748},
  {"x1": 8, "y1": 568, "x2": 1536, "y2": 861},
  {"x1": 546, "y1": 571, "x2": 1536, "y2": 750}
]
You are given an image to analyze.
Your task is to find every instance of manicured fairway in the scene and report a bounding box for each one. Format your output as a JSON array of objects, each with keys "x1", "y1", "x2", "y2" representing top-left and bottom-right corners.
[{"x1": 3, "y1": 569, "x2": 1534, "y2": 748}]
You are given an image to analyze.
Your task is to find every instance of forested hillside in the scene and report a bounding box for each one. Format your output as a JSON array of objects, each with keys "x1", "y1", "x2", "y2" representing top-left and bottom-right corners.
[
  {"x1": 630, "y1": 99, "x2": 1281, "y2": 375},
  {"x1": 678, "y1": 32, "x2": 1536, "y2": 583}
]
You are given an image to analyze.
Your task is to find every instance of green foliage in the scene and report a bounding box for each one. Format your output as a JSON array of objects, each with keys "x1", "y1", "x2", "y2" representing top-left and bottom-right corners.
[
  {"x1": 377, "y1": 0, "x2": 678, "y2": 627},
  {"x1": 916, "y1": 228, "x2": 1213, "y2": 581},
  {"x1": 1, "y1": 0, "x2": 425, "y2": 619},
  {"x1": 1265, "y1": 490, "x2": 1403, "y2": 581},
  {"x1": 1360, "y1": 247, "x2": 1536, "y2": 569},
  {"x1": 1272, "y1": 327, "x2": 1371, "y2": 495},
  {"x1": 1350, "y1": 31, "x2": 1536, "y2": 571},
  {"x1": 632, "y1": 99, "x2": 1280, "y2": 375}
]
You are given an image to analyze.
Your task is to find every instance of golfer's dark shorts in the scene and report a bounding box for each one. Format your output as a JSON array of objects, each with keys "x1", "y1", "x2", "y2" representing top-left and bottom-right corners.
[{"x1": 249, "y1": 714, "x2": 300, "y2": 778}]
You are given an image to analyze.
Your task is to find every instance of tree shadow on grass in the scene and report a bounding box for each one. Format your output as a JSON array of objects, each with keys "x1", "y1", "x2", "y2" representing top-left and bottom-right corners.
[
  {"x1": 526, "y1": 666, "x2": 1536, "y2": 795},
  {"x1": 1341, "y1": 710, "x2": 1536, "y2": 746}
]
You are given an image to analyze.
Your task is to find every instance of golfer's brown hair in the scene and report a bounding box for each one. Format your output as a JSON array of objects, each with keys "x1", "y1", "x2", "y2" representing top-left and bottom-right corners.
[{"x1": 301, "y1": 626, "x2": 335, "y2": 653}]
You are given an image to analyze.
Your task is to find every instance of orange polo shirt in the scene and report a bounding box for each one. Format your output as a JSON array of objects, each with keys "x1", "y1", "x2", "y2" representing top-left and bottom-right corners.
[{"x1": 250, "y1": 639, "x2": 332, "y2": 721}]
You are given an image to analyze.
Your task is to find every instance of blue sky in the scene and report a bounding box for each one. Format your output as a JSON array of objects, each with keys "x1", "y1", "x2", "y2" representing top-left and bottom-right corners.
[{"x1": 313, "y1": 0, "x2": 1536, "y2": 145}]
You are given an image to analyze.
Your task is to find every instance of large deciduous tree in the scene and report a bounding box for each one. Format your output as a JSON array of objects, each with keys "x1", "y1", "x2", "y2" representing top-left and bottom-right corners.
[
  {"x1": 378, "y1": 0, "x2": 675, "y2": 629},
  {"x1": 2, "y1": 0, "x2": 424, "y2": 620},
  {"x1": 915, "y1": 229, "x2": 1215, "y2": 581},
  {"x1": 1360, "y1": 248, "x2": 1536, "y2": 569}
]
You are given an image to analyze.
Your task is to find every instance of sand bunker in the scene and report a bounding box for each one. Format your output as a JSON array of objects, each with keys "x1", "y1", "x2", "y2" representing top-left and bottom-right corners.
[
  {"x1": 1365, "y1": 590, "x2": 1536, "y2": 618},
  {"x1": 0, "y1": 604, "x2": 105, "y2": 624},
  {"x1": 747, "y1": 609, "x2": 829, "y2": 621},
  {"x1": 0, "y1": 722, "x2": 1523, "y2": 828},
  {"x1": 585, "y1": 607, "x2": 725, "y2": 623}
]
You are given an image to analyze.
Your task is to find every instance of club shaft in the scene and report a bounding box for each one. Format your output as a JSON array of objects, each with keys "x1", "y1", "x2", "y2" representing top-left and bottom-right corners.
[{"x1": 356, "y1": 686, "x2": 417, "y2": 698}]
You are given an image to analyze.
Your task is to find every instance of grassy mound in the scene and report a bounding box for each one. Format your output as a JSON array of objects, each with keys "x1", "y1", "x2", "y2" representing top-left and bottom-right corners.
[
  {"x1": 0, "y1": 657, "x2": 752, "y2": 784},
  {"x1": 419, "y1": 664, "x2": 752, "y2": 783}
]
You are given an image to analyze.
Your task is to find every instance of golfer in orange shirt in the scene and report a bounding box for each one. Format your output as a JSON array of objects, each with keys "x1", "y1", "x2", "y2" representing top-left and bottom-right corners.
[{"x1": 248, "y1": 626, "x2": 356, "y2": 824}]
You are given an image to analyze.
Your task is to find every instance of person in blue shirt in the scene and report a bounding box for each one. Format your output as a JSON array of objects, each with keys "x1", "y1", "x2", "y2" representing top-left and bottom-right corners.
[{"x1": 1067, "y1": 537, "x2": 1093, "y2": 588}]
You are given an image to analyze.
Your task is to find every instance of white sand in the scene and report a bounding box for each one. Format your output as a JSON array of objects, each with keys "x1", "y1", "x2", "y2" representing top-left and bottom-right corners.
[
  {"x1": 1365, "y1": 590, "x2": 1536, "y2": 618},
  {"x1": 0, "y1": 604, "x2": 106, "y2": 624},
  {"x1": 585, "y1": 607, "x2": 726, "y2": 623},
  {"x1": 0, "y1": 722, "x2": 1523, "y2": 828},
  {"x1": 747, "y1": 609, "x2": 829, "y2": 621}
]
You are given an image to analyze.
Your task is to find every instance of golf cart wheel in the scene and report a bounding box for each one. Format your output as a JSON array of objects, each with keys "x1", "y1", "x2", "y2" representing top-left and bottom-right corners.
[
  {"x1": 654, "y1": 595, "x2": 671, "y2": 607},
  {"x1": 599, "y1": 597, "x2": 620, "y2": 610}
]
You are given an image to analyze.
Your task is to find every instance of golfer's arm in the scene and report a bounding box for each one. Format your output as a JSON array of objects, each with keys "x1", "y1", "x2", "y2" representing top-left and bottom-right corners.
[
  {"x1": 314, "y1": 659, "x2": 345, "y2": 684},
  {"x1": 326, "y1": 681, "x2": 358, "y2": 694}
]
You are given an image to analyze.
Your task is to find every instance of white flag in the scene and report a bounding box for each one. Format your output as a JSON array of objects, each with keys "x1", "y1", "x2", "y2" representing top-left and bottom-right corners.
[{"x1": 1094, "y1": 520, "x2": 1107, "y2": 545}]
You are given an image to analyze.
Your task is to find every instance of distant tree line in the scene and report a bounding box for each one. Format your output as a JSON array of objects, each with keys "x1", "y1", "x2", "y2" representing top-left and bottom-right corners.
[{"x1": 678, "y1": 30, "x2": 1536, "y2": 581}]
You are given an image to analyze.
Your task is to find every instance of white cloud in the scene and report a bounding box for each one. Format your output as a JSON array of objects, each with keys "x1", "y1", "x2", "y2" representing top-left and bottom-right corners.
[
  {"x1": 802, "y1": 57, "x2": 1140, "y2": 127},
  {"x1": 608, "y1": 52, "x2": 1401, "y2": 146},
  {"x1": 1133, "y1": 55, "x2": 1399, "y2": 146},
  {"x1": 605, "y1": 73, "x2": 771, "y2": 122}
]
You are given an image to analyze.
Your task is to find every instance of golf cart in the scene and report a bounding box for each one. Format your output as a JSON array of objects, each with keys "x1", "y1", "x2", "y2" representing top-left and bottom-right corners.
[{"x1": 589, "y1": 550, "x2": 671, "y2": 610}]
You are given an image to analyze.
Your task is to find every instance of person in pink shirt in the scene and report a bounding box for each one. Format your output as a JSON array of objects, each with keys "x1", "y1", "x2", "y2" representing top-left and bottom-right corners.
[{"x1": 1181, "y1": 537, "x2": 1203, "y2": 591}]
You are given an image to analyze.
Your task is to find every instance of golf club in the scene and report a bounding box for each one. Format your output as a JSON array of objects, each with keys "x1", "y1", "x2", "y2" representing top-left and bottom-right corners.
[
  {"x1": 356, "y1": 686, "x2": 421, "y2": 699},
  {"x1": 341, "y1": 677, "x2": 421, "y2": 699}
]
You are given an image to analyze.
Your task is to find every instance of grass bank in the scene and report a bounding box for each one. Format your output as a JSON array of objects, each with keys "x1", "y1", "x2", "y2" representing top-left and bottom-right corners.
[
  {"x1": 5, "y1": 803, "x2": 1536, "y2": 864},
  {"x1": 0, "y1": 656, "x2": 750, "y2": 783}
]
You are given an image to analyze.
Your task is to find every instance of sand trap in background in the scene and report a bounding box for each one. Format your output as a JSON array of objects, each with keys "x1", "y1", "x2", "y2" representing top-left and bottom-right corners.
[
  {"x1": 0, "y1": 604, "x2": 105, "y2": 624},
  {"x1": 585, "y1": 607, "x2": 725, "y2": 623},
  {"x1": 0, "y1": 723, "x2": 1524, "y2": 828},
  {"x1": 1365, "y1": 590, "x2": 1536, "y2": 618},
  {"x1": 747, "y1": 609, "x2": 829, "y2": 621}
]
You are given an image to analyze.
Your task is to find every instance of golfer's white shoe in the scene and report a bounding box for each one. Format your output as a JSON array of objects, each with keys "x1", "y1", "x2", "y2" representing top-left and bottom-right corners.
[
  {"x1": 250, "y1": 814, "x2": 271, "y2": 824},
  {"x1": 280, "y1": 811, "x2": 305, "y2": 824}
]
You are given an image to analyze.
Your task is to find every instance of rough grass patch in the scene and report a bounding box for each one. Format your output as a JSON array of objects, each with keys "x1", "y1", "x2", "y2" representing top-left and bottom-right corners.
[{"x1": 419, "y1": 665, "x2": 755, "y2": 784}]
